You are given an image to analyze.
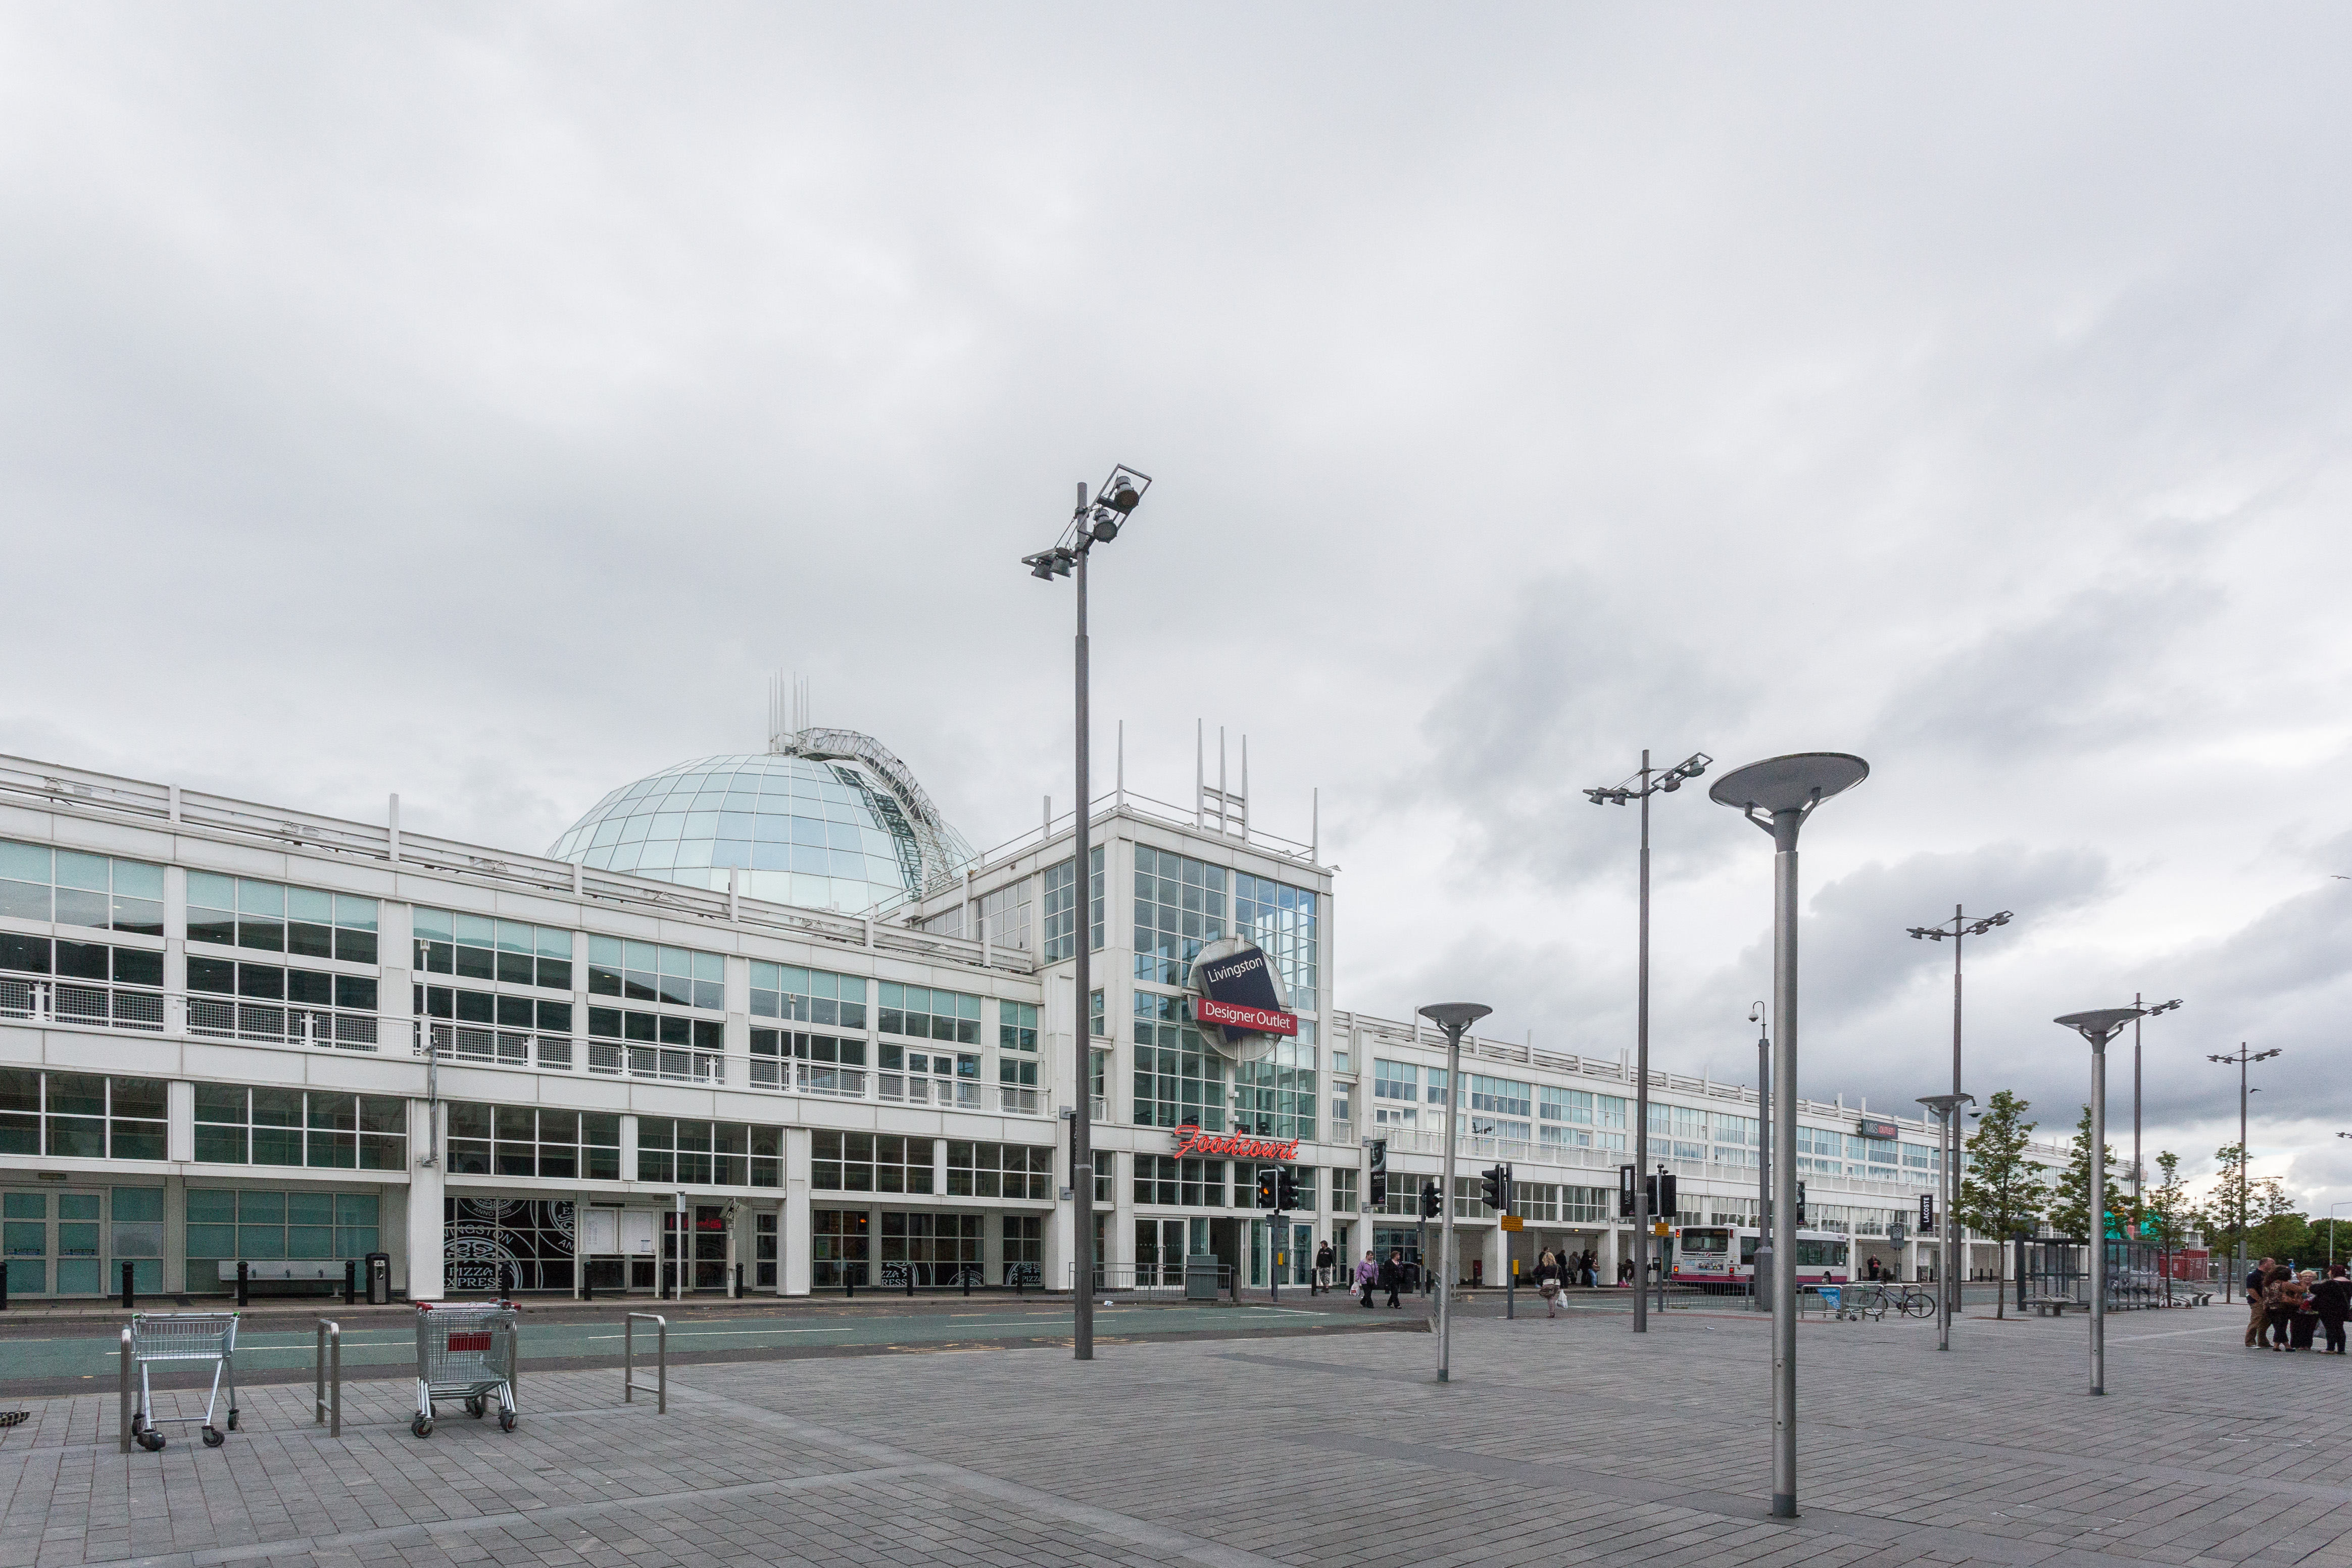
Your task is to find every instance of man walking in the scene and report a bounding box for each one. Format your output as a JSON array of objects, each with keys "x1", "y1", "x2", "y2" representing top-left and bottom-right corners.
[
  {"x1": 1381, "y1": 1249, "x2": 1405, "y2": 1309},
  {"x1": 2247, "y1": 1257, "x2": 2275, "y2": 1348},
  {"x1": 1313, "y1": 1239, "x2": 1335, "y2": 1296}
]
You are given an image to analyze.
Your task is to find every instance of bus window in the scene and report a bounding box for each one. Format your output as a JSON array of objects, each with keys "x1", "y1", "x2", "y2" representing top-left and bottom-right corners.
[
  {"x1": 1680, "y1": 1230, "x2": 1730, "y2": 1255},
  {"x1": 1740, "y1": 1236, "x2": 1757, "y2": 1265}
]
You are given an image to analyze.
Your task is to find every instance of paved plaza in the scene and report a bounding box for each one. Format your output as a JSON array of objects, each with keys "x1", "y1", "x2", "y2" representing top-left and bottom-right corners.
[{"x1": 0, "y1": 1299, "x2": 2332, "y2": 1568}]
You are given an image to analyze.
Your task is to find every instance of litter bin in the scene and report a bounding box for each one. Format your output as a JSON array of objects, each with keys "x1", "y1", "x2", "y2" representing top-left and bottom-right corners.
[
  {"x1": 366, "y1": 1252, "x2": 392, "y2": 1305},
  {"x1": 1185, "y1": 1253, "x2": 1221, "y2": 1301}
]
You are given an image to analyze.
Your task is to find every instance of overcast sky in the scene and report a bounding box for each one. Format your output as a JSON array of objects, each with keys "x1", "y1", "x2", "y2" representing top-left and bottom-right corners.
[{"x1": 5, "y1": 6, "x2": 2348, "y2": 1214}]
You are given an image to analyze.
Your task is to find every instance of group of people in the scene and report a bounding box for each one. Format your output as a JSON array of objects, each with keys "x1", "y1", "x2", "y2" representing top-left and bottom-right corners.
[
  {"x1": 1351, "y1": 1249, "x2": 1409, "y2": 1308},
  {"x1": 2243, "y1": 1257, "x2": 2352, "y2": 1353}
]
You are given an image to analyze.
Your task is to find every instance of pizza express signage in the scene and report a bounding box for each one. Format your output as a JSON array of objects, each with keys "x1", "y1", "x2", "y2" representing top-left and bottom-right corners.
[
  {"x1": 1171, "y1": 1125, "x2": 1300, "y2": 1162},
  {"x1": 1188, "y1": 940, "x2": 1297, "y2": 1055}
]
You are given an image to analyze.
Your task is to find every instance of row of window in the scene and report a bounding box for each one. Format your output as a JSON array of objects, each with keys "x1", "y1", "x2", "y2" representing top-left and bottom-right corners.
[
  {"x1": 188, "y1": 872, "x2": 379, "y2": 963},
  {"x1": 413, "y1": 907, "x2": 572, "y2": 990},
  {"x1": 1, "y1": 1072, "x2": 166, "y2": 1159},
  {"x1": 197, "y1": 959, "x2": 377, "y2": 1011},
  {"x1": 750, "y1": 962, "x2": 865, "y2": 1027},
  {"x1": 1, "y1": 935, "x2": 163, "y2": 987},
  {"x1": 809, "y1": 1132, "x2": 1055, "y2": 1198},
  {"x1": 194, "y1": 1087, "x2": 406, "y2": 1168},
  {"x1": 447, "y1": 1105, "x2": 621, "y2": 1180},
  {"x1": 0, "y1": 842, "x2": 165, "y2": 937}
]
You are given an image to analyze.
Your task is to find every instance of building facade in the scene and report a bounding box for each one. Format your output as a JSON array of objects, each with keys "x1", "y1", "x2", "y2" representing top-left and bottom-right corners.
[{"x1": 0, "y1": 741, "x2": 2069, "y2": 1302}]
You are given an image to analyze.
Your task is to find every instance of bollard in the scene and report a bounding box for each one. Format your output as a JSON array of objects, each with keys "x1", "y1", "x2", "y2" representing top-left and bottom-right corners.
[
  {"x1": 499, "y1": 1262, "x2": 515, "y2": 1298},
  {"x1": 905, "y1": 1266, "x2": 914, "y2": 1299},
  {"x1": 845, "y1": 1269, "x2": 854, "y2": 1300},
  {"x1": 1, "y1": 1258, "x2": 9, "y2": 1310},
  {"x1": 1014, "y1": 1268, "x2": 1023, "y2": 1298},
  {"x1": 624, "y1": 1313, "x2": 667, "y2": 1413},
  {"x1": 962, "y1": 1267, "x2": 972, "y2": 1298},
  {"x1": 118, "y1": 1326, "x2": 132, "y2": 1453},
  {"x1": 122, "y1": 1260, "x2": 134, "y2": 1310},
  {"x1": 582, "y1": 1265, "x2": 593, "y2": 1301},
  {"x1": 236, "y1": 1261, "x2": 250, "y2": 1307},
  {"x1": 733, "y1": 1262, "x2": 743, "y2": 1300},
  {"x1": 314, "y1": 1320, "x2": 340, "y2": 1437},
  {"x1": 344, "y1": 1260, "x2": 356, "y2": 1306}
]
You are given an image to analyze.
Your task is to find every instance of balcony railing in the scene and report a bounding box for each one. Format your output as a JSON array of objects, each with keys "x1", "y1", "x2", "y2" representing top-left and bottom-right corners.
[
  {"x1": 191, "y1": 996, "x2": 376, "y2": 1051},
  {"x1": 2, "y1": 975, "x2": 166, "y2": 1034},
  {"x1": 999, "y1": 1086, "x2": 1041, "y2": 1115},
  {"x1": 417, "y1": 1021, "x2": 566, "y2": 1070},
  {"x1": 879, "y1": 1075, "x2": 983, "y2": 1110},
  {"x1": 794, "y1": 1061, "x2": 866, "y2": 1099}
]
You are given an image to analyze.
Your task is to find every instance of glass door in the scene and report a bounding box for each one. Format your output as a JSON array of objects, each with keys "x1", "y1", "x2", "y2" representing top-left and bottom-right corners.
[{"x1": 1, "y1": 1189, "x2": 105, "y2": 1296}]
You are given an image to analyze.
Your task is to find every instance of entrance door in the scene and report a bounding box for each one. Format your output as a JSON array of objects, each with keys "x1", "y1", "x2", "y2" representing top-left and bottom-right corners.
[
  {"x1": 1209, "y1": 1216, "x2": 1240, "y2": 1289},
  {"x1": 1135, "y1": 1218, "x2": 1186, "y2": 1286},
  {"x1": 2, "y1": 1189, "x2": 104, "y2": 1296}
]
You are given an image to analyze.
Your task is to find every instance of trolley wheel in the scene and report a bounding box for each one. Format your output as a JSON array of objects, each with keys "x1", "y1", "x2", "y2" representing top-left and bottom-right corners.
[
  {"x1": 139, "y1": 1431, "x2": 166, "y2": 1452},
  {"x1": 202, "y1": 1427, "x2": 225, "y2": 1448},
  {"x1": 226, "y1": 1410, "x2": 239, "y2": 1432},
  {"x1": 466, "y1": 1396, "x2": 485, "y2": 1419},
  {"x1": 498, "y1": 1410, "x2": 517, "y2": 1433},
  {"x1": 411, "y1": 1415, "x2": 434, "y2": 1439},
  {"x1": 129, "y1": 1413, "x2": 145, "y2": 1436}
]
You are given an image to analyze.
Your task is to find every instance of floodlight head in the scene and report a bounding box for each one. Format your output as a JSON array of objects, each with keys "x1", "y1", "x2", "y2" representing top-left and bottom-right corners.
[
  {"x1": 1417, "y1": 1002, "x2": 1493, "y2": 1036},
  {"x1": 1660, "y1": 775, "x2": 1681, "y2": 792},
  {"x1": 1102, "y1": 478, "x2": 1142, "y2": 514},
  {"x1": 1026, "y1": 556, "x2": 1055, "y2": 580},
  {"x1": 2256, "y1": 1048, "x2": 2282, "y2": 1061},
  {"x1": 1049, "y1": 552, "x2": 1072, "y2": 577},
  {"x1": 2148, "y1": 997, "x2": 2183, "y2": 1015},
  {"x1": 2054, "y1": 1007, "x2": 2145, "y2": 1048},
  {"x1": 1089, "y1": 507, "x2": 1120, "y2": 543},
  {"x1": 1709, "y1": 752, "x2": 1869, "y2": 846}
]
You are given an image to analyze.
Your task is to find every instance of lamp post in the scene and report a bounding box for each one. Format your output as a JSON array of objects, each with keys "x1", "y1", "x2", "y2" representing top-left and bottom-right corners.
[
  {"x1": 1021, "y1": 464, "x2": 1151, "y2": 1362},
  {"x1": 1750, "y1": 1000, "x2": 1770, "y2": 1310},
  {"x1": 2055, "y1": 1008, "x2": 2145, "y2": 1396},
  {"x1": 2129, "y1": 998, "x2": 2182, "y2": 1215},
  {"x1": 1585, "y1": 749, "x2": 1710, "y2": 1333},
  {"x1": 1418, "y1": 1002, "x2": 1493, "y2": 1384},
  {"x1": 2207, "y1": 1044, "x2": 2280, "y2": 1303},
  {"x1": 1905, "y1": 906, "x2": 2012, "y2": 1312},
  {"x1": 1915, "y1": 1093, "x2": 1974, "y2": 1350},
  {"x1": 1710, "y1": 751, "x2": 1869, "y2": 1520}
]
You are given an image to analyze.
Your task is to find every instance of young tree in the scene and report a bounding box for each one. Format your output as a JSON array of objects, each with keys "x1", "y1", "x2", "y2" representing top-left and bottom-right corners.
[
  {"x1": 2047, "y1": 1104, "x2": 2122, "y2": 1242},
  {"x1": 2146, "y1": 1151, "x2": 2190, "y2": 1303},
  {"x1": 1955, "y1": 1090, "x2": 2045, "y2": 1319}
]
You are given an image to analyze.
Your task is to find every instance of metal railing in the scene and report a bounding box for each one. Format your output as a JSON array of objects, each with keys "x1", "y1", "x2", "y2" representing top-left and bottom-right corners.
[
  {"x1": 189, "y1": 996, "x2": 376, "y2": 1051},
  {"x1": 623, "y1": 1313, "x2": 666, "y2": 1413},
  {"x1": 793, "y1": 1062, "x2": 865, "y2": 1098},
  {"x1": 417, "y1": 1021, "x2": 564, "y2": 1069},
  {"x1": 2, "y1": 975, "x2": 167, "y2": 1033},
  {"x1": 878, "y1": 1075, "x2": 982, "y2": 1110},
  {"x1": 314, "y1": 1319, "x2": 340, "y2": 1436}
]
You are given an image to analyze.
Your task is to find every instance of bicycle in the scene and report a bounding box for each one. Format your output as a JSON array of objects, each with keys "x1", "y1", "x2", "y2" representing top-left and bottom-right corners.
[{"x1": 1886, "y1": 1284, "x2": 1936, "y2": 1318}]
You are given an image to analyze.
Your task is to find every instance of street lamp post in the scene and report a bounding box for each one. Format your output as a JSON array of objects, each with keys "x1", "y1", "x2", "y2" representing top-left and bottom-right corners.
[
  {"x1": 1418, "y1": 1002, "x2": 1493, "y2": 1384},
  {"x1": 1750, "y1": 1001, "x2": 1770, "y2": 1310},
  {"x1": 1021, "y1": 465, "x2": 1151, "y2": 1363},
  {"x1": 2207, "y1": 1044, "x2": 2280, "y2": 1302},
  {"x1": 1586, "y1": 750, "x2": 1710, "y2": 1334},
  {"x1": 1916, "y1": 1093, "x2": 1975, "y2": 1351},
  {"x1": 2131, "y1": 998, "x2": 2183, "y2": 1217},
  {"x1": 1711, "y1": 752, "x2": 1869, "y2": 1521},
  {"x1": 1905, "y1": 906, "x2": 2012, "y2": 1317},
  {"x1": 2055, "y1": 1008, "x2": 2145, "y2": 1396}
]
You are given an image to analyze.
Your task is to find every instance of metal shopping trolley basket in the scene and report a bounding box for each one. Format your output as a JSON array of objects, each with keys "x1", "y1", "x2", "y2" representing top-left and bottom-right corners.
[
  {"x1": 411, "y1": 1301, "x2": 518, "y2": 1437},
  {"x1": 127, "y1": 1312, "x2": 239, "y2": 1450}
]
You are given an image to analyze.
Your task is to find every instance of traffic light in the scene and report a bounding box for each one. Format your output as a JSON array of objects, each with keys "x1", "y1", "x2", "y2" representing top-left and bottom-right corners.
[
  {"x1": 1619, "y1": 1163, "x2": 1636, "y2": 1218},
  {"x1": 1645, "y1": 1169, "x2": 1677, "y2": 1219},
  {"x1": 1276, "y1": 1166, "x2": 1300, "y2": 1211},
  {"x1": 1796, "y1": 1180, "x2": 1807, "y2": 1226},
  {"x1": 1419, "y1": 1180, "x2": 1442, "y2": 1219},
  {"x1": 1368, "y1": 1140, "x2": 1388, "y2": 1207},
  {"x1": 1256, "y1": 1168, "x2": 1276, "y2": 1210},
  {"x1": 1481, "y1": 1165, "x2": 1509, "y2": 1212}
]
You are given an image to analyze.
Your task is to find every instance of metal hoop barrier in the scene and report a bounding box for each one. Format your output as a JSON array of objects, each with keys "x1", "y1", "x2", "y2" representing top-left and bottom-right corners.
[
  {"x1": 314, "y1": 1320, "x2": 341, "y2": 1437},
  {"x1": 624, "y1": 1313, "x2": 667, "y2": 1413},
  {"x1": 117, "y1": 1328, "x2": 131, "y2": 1454}
]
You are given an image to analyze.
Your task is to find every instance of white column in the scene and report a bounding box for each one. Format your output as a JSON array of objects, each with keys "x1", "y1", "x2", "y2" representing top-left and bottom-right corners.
[
  {"x1": 783, "y1": 1126, "x2": 812, "y2": 1296},
  {"x1": 166, "y1": 1080, "x2": 194, "y2": 1164},
  {"x1": 1481, "y1": 1224, "x2": 1507, "y2": 1289},
  {"x1": 407, "y1": 1099, "x2": 446, "y2": 1300}
]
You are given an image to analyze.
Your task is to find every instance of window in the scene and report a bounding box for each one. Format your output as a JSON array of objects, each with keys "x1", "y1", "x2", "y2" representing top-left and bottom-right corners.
[
  {"x1": 1042, "y1": 847, "x2": 1104, "y2": 962},
  {"x1": 946, "y1": 1141, "x2": 1053, "y2": 1200},
  {"x1": 755, "y1": 1211, "x2": 778, "y2": 1290},
  {"x1": 416, "y1": 986, "x2": 568, "y2": 1036},
  {"x1": 1541, "y1": 1086, "x2": 1593, "y2": 1124},
  {"x1": 1233, "y1": 872, "x2": 1318, "y2": 1007},
  {"x1": 1236, "y1": 1039, "x2": 1316, "y2": 1141},
  {"x1": 1374, "y1": 1060, "x2": 1417, "y2": 1102},
  {"x1": 0, "y1": 1071, "x2": 166, "y2": 1159},
  {"x1": 586, "y1": 935, "x2": 724, "y2": 1011},
  {"x1": 1002, "y1": 1214, "x2": 1042, "y2": 1286},
  {"x1": 999, "y1": 999, "x2": 1039, "y2": 1052},
  {"x1": 192, "y1": 957, "x2": 376, "y2": 1013},
  {"x1": 0, "y1": 935, "x2": 166, "y2": 1031},
  {"x1": 639, "y1": 1118, "x2": 782, "y2": 1186},
  {"x1": 1426, "y1": 1069, "x2": 1452, "y2": 1108},
  {"x1": 1468, "y1": 1074, "x2": 1532, "y2": 1119},
  {"x1": 1595, "y1": 1095, "x2": 1628, "y2": 1129},
  {"x1": 1902, "y1": 1142, "x2": 1936, "y2": 1169},
  {"x1": 1713, "y1": 1112, "x2": 1757, "y2": 1147},
  {"x1": 813, "y1": 1209, "x2": 869, "y2": 1288},
  {"x1": 0, "y1": 841, "x2": 164, "y2": 935},
  {"x1": 878, "y1": 983, "x2": 981, "y2": 1043},
  {"x1": 185, "y1": 1189, "x2": 378, "y2": 1292},
  {"x1": 1331, "y1": 1167, "x2": 1358, "y2": 1214},
  {"x1": 1542, "y1": 1121, "x2": 1592, "y2": 1150},
  {"x1": 752, "y1": 1029, "x2": 868, "y2": 1094},
  {"x1": 1451, "y1": 1174, "x2": 1494, "y2": 1219},
  {"x1": 185, "y1": 873, "x2": 377, "y2": 963},
  {"x1": 1563, "y1": 1186, "x2": 1611, "y2": 1224},
  {"x1": 1132, "y1": 1153, "x2": 1230, "y2": 1207},
  {"x1": 881, "y1": 1212, "x2": 984, "y2": 1288},
  {"x1": 1133, "y1": 845, "x2": 1225, "y2": 985},
  {"x1": 192, "y1": 1086, "x2": 404, "y2": 1169},
  {"x1": 587, "y1": 1006, "x2": 724, "y2": 1082},
  {"x1": 445, "y1": 1104, "x2": 618, "y2": 1180},
  {"x1": 1511, "y1": 1182, "x2": 1561, "y2": 1223},
  {"x1": 413, "y1": 909, "x2": 572, "y2": 990},
  {"x1": 1134, "y1": 992, "x2": 1225, "y2": 1130},
  {"x1": 813, "y1": 1131, "x2": 933, "y2": 1194},
  {"x1": 749, "y1": 962, "x2": 867, "y2": 1029},
  {"x1": 976, "y1": 879, "x2": 1033, "y2": 952}
]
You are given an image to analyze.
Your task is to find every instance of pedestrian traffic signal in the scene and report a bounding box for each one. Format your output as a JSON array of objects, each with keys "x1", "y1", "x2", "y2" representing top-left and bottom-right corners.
[
  {"x1": 1795, "y1": 1180, "x2": 1807, "y2": 1226},
  {"x1": 1276, "y1": 1165, "x2": 1300, "y2": 1211},
  {"x1": 1419, "y1": 1180, "x2": 1442, "y2": 1219},
  {"x1": 1256, "y1": 1169, "x2": 1276, "y2": 1210},
  {"x1": 1481, "y1": 1164, "x2": 1510, "y2": 1212},
  {"x1": 1619, "y1": 1163, "x2": 1636, "y2": 1218},
  {"x1": 1368, "y1": 1139, "x2": 1388, "y2": 1207}
]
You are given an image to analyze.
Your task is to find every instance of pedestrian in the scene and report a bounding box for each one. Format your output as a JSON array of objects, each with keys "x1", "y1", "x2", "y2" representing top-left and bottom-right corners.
[
  {"x1": 2313, "y1": 1265, "x2": 2350, "y2": 1354},
  {"x1": 1313, "y1": 1240, "x2": 1334, "y2": 1296},
  {"x1": 2291, "y1": 1270, "x2": 2321, "y2": 1351},
  {"x1": 1381, "y1": 1249, "x2": 1405, "y2": 1309},
  {"x1": 1355, "y1": 1250, "x2": 1378, "y2": 1309},
  {"x1": 1619, "y1": 1256, "x2": 1635, "y2": 1287},
  {"x1": 2246, "y1": 1257, "x2": 2275, "y2": 1348},
  {"x1": 1583, "y1": 1250, "x2": 1597, "y2": 1288},
  {"x1": 1536, "y1": 1250, "x2": 1563, "y2": 1318},
  {"x1": 2265, "y1": 1265, "x2": 2296, "y2": 1351}
]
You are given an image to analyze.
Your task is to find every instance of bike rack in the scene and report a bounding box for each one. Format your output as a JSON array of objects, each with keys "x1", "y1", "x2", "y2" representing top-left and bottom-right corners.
[
  {"x1": 624, "y1": 1312, "x2": 667, "y2": 1413},
  {"x1": 314, "y1": 1319, "x2": 341, "y2": 1437}
]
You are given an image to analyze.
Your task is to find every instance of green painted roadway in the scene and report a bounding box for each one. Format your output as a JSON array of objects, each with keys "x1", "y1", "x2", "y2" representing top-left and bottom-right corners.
[{"x1": 0, "y1": 1304, "x2": 1355, "y2": 1384}]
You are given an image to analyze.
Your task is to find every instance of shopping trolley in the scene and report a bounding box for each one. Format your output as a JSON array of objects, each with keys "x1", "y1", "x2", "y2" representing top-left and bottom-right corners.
[
  {"x1": 127, "y1": 1312, "x2": 239, "y2": 1450},
  {"x1": 411, "y1": 1301, "x2": 518, "y2": 1437}
]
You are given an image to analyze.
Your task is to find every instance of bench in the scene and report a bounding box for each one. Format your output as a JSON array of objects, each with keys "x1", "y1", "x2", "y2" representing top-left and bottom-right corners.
[
  {"x1": 2025, "y1": 1296, "x2": 2075, "y2": 1317},
  {"x1": 218, "y1": 1261, "x2": 349, "y2": 1297}
]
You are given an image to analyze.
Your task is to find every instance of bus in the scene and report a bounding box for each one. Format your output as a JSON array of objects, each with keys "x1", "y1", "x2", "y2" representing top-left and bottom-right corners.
[{"x1": 1670, "y1": 1226, "x2": 1850, "y2": 1290}]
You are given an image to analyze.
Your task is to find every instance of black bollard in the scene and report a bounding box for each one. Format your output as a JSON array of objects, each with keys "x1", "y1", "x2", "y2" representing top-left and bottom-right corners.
[
  {"x1": 846, "y1": 1268, "x2": 855, "y2": 1299},
  {"x1": 237, "y1": 1261, "x2": 250, "y2": 1307},
  {"x1": 344, "y1": 1259, "x2": 356, "y2": 1306},
  {"x1": 905, "y1": 1266, "x2": 914, "y2": 1299},
  {"x1": 962, "y1": 1268, "x2": 972, "y2": 1298},
  {"x1": 1, "y1": 1258, "x2": 9, "y2": 1311},
  {"x1": 582, "y1": 1265, "x2": 594, "y2": 1301},
  {"x1": 122, "y1": 1260, "x2": 134, "y2": 1309},
  {"x1": 733, "y1": 1262, "x2": 743, "y2": 1299}
]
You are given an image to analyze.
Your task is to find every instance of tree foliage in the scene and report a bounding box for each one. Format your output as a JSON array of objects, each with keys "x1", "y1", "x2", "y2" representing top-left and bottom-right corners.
[
  {"x1": 2047, "y1": 1104, "x2": 2122, "y2": 1240},
  {"x1": 1954, "y1": 1090, "x2": 2045, "y2": 1320}
]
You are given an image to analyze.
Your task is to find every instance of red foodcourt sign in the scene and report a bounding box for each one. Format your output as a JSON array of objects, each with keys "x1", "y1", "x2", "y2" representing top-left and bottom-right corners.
[
  {"x1": 1171, "y1": 1126, "x2": 1300, "y2": 1162},
  {"x1": 1192, "y1": 996, "x2": 1298, "y2": 1036}
]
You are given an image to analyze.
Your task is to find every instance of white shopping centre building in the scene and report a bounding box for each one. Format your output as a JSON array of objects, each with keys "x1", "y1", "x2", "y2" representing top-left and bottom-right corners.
[{"x1": 0, "y1": 724, "x2": 2071, "y2": 1303}]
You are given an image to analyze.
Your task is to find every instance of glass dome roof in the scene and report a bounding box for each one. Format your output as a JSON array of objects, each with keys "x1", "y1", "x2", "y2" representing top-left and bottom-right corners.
[{"x1": 548, "y1": 741, "x2": 973, "y2": 915}]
